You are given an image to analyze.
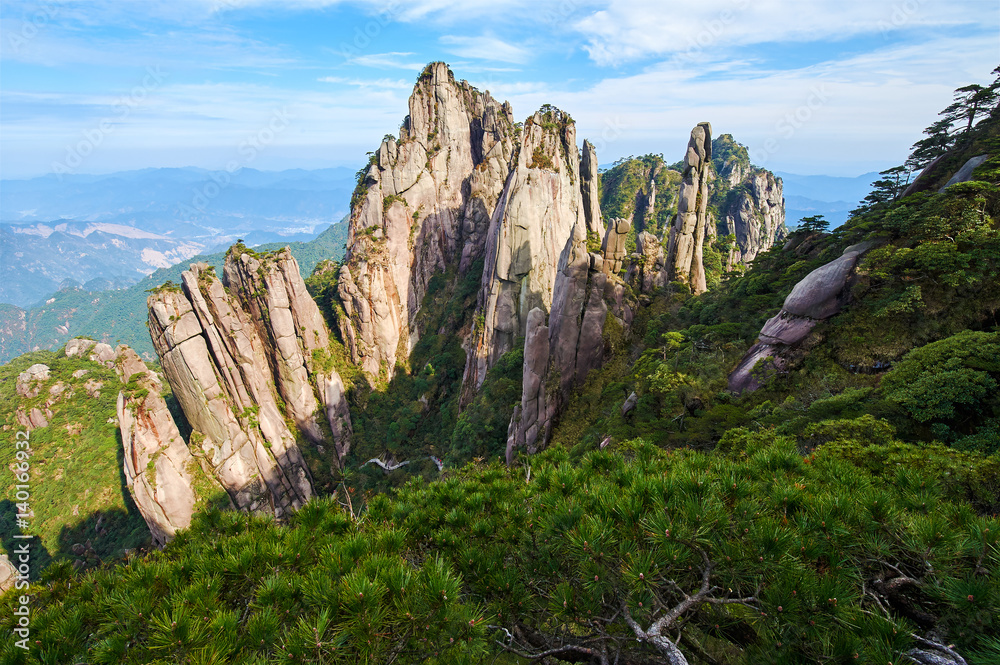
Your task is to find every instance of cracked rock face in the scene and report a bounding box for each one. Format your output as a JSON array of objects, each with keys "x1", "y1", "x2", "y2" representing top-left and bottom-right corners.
[
  {"x1": 464, "y1": 106, "x2": 584, "y2": 397},
  {"x1": 116, "y1": 346, "x2": 228, "y2": 547},
  {"x1": 337, "y1": 62, "x2": 516, "y2": 382},
  {"x1": 632, "y1": 231, "x2": 669, "y2": 294},
  {"x1": 719, "y1": 170, "x2": 787, "y2": 266},
  {"x1": 667, "y1": 122, "x2": 713, "y2": 295},
  {"x1": 507, "y1": 220, "x2": 634, "y2": 462},
  {"x1": 148, "y1": 259, "x2": 320, "y2": 517}
]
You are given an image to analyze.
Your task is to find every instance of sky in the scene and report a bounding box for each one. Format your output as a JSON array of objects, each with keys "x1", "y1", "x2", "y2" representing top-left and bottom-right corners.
[{"x1": 0, "y1": 0, "x2": 997, "y2": 180}]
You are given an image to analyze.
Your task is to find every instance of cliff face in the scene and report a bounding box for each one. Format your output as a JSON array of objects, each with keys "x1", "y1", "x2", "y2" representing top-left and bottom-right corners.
[
  {"x1": 506, "y1": 218, "x2": 634, "y2": 460},
  {"x1": 147, "y1": 249, "x2": 350, "y2": 517},
  {"x1": 666, "y1": 123, "x2": 713, "y2": 294},
  {"x1": 462, "y1": 107, "x2": 585, "y2": 396},
  {"x1": 337, "y1": 62, "x2": 516, "y2": 381}
]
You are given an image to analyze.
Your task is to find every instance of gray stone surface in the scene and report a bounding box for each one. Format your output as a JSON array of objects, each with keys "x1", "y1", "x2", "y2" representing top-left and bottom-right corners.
[
  {"x1": 940, "y1": 154, "x2": 989, "y2": 191},
  {"x1": 601, "y1": 218, "x2": 631, "y2": 275},
  {"x1": 116, "y1": 348, "x2": 228, "y2": 546},
  {"x1": 464, "y1": 105, "x2": 583, "y2": 398},
  {"x1": 148, "y1": 261, "x2": 318, "y2": 517},
  {"x1": 782, "y1": 251, "x2": 862, "y2": 320},
  {"x1": 16, "y1": 364, "x2": 50, "y2": 397}
]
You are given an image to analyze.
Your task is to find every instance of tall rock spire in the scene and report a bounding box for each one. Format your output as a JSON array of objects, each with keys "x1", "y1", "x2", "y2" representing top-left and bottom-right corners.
[{"x1": 666, "y1": 122, "x2": 713, "y2": 294}]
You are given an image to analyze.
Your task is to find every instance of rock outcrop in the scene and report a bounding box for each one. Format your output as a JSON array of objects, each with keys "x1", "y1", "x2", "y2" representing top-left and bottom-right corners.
[
  {"x1": 147, "y1": 254, "x2": 340, "y2": 517},
  {"x1": 223, "y1": 248, "x2": 351, "y2": 453},
  {"x1": 666, "y1": 122, "x2": 713, "y2": 294},
  {"x1": 716, "y1": 170, "x2": 786, "y2": 266},
  {"x1": 941, "y1": 154, "x2": 989, "y2": 191},
  {"x1": 16, "y1": 364, "x2": 49, "y2": 398},
  {"x1": 337, "y1": 62, "x2": 516, "y2": 381},
  {"x1": 115, "y1": 346, "x2": 228, "y2": 547},
  {"x1": 506, "y1": 220, "x2": 634, "y2": 462},
  {"x1": 601, "y1": 218, "x2": 631, "y2": 275},
  {"x1": 728, "y1": 241, "x2": 876, "y2": 393},
  {"x1": 463, "y1": 106, "x2": 585, "y2": 396},
  {"x1": 630, "y1": 231, "x2": 669, "y2": 293}
]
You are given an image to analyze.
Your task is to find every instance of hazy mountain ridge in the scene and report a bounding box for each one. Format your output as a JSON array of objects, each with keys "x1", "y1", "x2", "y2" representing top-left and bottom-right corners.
[{"x1": 0, "y1": 220, "x2": 349, "y2": 363}]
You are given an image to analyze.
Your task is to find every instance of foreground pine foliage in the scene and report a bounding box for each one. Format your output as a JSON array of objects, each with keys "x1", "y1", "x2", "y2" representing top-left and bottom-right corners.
[{"x1": 3, "y1": 434, "x2": 997, "y2": 664}]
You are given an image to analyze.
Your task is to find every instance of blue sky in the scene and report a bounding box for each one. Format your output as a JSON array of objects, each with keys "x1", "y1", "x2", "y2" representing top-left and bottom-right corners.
[{"x1": 0, "y1": 0, "x2": 997, "y2": 179}]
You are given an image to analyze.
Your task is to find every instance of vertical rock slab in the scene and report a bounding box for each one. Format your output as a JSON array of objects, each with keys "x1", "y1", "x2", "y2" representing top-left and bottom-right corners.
[
  {"x1": 116, "y1": 347, "x2": 228, "y2": 546},
  {"x1": 601, "y1": 218, "x2": 631, "y2": 275},
  {"x1": 581, "y1": 139, "x2": 605, "y2": 238},
  {"x1": 463, "y1": 106, "x2": 584, "y2": 396},
  {"x1": 148, "y1": 264, "x2": 313, "y2": 517},
  {"x1": 667, "y1": 122, "x2": 712, "y2": 294},
  {"x1": 222, "y1": 247, "x2": 351, "y2": 458},
  {"x1": 337, "y1": 62, "x2": 516, "y2": 382}
]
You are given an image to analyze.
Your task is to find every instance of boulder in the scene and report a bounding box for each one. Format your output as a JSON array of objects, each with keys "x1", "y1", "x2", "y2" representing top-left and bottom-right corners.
[
  {"x1": 64, "y1": 338, "x2": 97, "y2": 358},
  {"x1": 16, "y1": 364, "x2": 50, "y2": 397},
  {"x1": 729, "y1": 242, "x2": 877, "y2": 393},
  {"x1": 89, "y1": 343, "x2": 116, "y2": 366},
  {"x1": 0, "y1": 555, "x2": 16, "y2": 594},
  {"x1": 940, "y1": 154, "x2": 989, "y2": 191},
  {"x1": 782, "y1": 249, "x2": 864, "y2": 320}
]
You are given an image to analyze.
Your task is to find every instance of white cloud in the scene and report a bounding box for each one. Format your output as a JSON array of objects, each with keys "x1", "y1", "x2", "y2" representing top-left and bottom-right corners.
[
  {"x1": 318, "y1": 76, "x2": 412, "y2": 89},
  {"x1": 440, "y1": 34, "x2": 532, "y2": 64},
  {"x1": 472, "y1": 32, "x2": 998, "y2": 175},
  {"x1": 573, "y1": 0, "x2": 992, "y2": 65},
  {"x1": 344, "y1": 52, "x2": 426, "y2": 71}
]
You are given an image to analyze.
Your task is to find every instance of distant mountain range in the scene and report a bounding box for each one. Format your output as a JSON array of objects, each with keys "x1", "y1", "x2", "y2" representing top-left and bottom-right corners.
[
  {"x1": 0, "y1": 166, "x2": 356, "y2": 307},
  {"x1": 0, "y1": 165, "x2": 881, "y2": 313},
  {"x1": 775, "y1": 171, "x2": 880, "y2": 228}
]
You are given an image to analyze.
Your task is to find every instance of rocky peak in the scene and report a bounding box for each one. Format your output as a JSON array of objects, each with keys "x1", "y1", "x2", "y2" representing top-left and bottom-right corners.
[
  {"x1": 338, "y1": 62, "x2": 516, "y2": 382},
  {"x1": 581, "y1": 139, "x2": 604, "y2": 238}
]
